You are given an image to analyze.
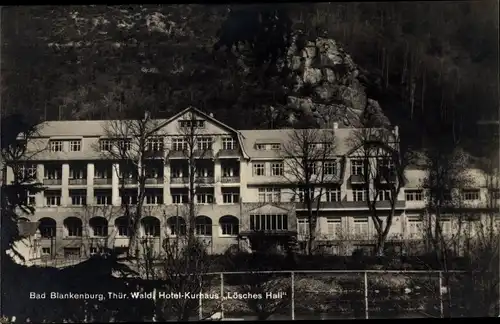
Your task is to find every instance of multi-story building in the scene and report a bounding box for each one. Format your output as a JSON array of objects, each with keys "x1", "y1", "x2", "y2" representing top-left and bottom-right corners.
[{"x1": 7, "y1": 107, "x2": 500, "y2": 263}]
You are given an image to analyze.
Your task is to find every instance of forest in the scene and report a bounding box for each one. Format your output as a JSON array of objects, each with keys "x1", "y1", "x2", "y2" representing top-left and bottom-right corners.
[{"x1": 1, "y1": 2, "x2": 498, "y2": 156}]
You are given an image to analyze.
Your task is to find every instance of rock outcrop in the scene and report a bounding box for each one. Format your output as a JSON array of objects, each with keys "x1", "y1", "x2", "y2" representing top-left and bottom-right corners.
[{"x1": 285, "y1": 34, "x2": 390, "y2": 128}]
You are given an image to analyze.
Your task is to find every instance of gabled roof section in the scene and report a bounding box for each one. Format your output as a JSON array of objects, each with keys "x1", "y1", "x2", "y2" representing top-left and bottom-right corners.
[
  {"x1": 165, "y1": 107, "x2": 250, "y2": 158},
  {"x1": 344, "y1": 128, "x2": 397, "y2": 157},
  {"x1": 239, "y1": 128, "x2": 355, "y2": 159},
  {"x1": 247, "y1": 204, "x2": 290, "y2": 214},
  {"x1": 165, "y1": 106, "x2": 242, "y2": 136}
]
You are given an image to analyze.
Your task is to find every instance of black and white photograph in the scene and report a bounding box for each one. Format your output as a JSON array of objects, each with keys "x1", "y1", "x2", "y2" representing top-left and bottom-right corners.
[{"x1": 1, "y1": 2, "x2": 499, "y2": 321}]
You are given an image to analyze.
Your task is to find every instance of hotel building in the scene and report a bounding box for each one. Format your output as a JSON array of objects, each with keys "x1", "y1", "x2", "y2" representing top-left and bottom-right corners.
[{"x1": 7, "y1": 107, "x2": 500, "y2": 263}]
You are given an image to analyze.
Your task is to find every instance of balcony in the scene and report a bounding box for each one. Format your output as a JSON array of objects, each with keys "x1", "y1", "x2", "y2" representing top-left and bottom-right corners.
[
  {"x1": 144, "y1": 150, "x2": 164, "y2": 159},
  {"x1": 69, "y1": 178, "x2": 87, "y2": 185},
  {"x1": 121, "y1": 178, "x2": 137, "y2": 185},
  {"x1": 217, "y1": 149, "x2": 240, "y2": 158},
  {"x1": 377, "y1": 173, "x2": 397, "y2": 184},
  {"x1": 349, "y1": 174, "x2": 365, "y2": 184},
  {"x1": 145, "y1": 178, "x2": 163, "y2": 185},
  {"x1": 197, "y1": 177, "x2": 214, "y2": 184},
  {"x1": 94, "y1": 178, "x2": 112, "y2": 185},
  {"x1": 43, "y1": 179, "x2": 62, "y2": 185},
  {"x1": 221, "y1": 176, "x2": 240, "y2": 183},
  {"x1": 171, "y1": 177, "x2": 188, "y2": 184}
]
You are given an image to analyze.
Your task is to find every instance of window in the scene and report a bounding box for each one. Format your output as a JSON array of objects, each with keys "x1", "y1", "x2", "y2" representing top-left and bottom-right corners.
[
  {"x1": 95, "y1": 192, "x2": 112, "y2": 205},
  {"x1": 222, "y1": 191, "x2": 239, "y2": 204},
  {"x1": 41, "y1": 247, "x2": 51, "y2": 255},
  {"x1": 117, "y1": 139, "x2": 131, "y2": 151},
  {"x1": 26, "y1": 191, "x2": 36, "y2": 206},
  {"x1": 462, "y1": 189, "x2": 480, "y2": 201},
  {"x1": 353, "y1": 187, "x2": 367, "y2": 202},
  {"x1": 271, "y1": 143, "x2": 281, "y2": 150},
  {"x1": 195, "y1": 217, "x2": 212, "y2": 236},
  {"x1": 45, "y1": 191, "x2": 61, "y2": 206},
  {"x1": 255, "y1": 144, "x2": 266, "y2": 150},
  {"x1": 195, "y1": 167, "x2": 212, "y2": 178},
  {"x1": 407, "y1": 215, "x2": 422, "y2": 237},
  {"x1": 147, "y1": 137, "x2": 164, "y2": 152},
  {"x1": 271, "y1": 162, "x2": 284, "y2": 176},
  {"x1": 353, "y1": 217, "x2": 369, "y2": 235},
  {"x1": 99, "y1": 139, "x2": 113, "y2": 151},
  {"x1": 327, "y1": 217, "x2": 342, "y2": 238},
  {"x1": 220, "y1": 217, "x2": 239, "y2": 236},
  {"x1": 307, "y1": 162, "x2": 317, "y2": 175},
  {"x1": 253, "y1": 163, "x2": 265, "y2": 176},
  {"x1": 117, "y1": 221, "x2": 129, "y2": 237},
  {"x1": 323, "y1": 161, "x2": 337, "y2": 175},
  {"x1": 378, "y1": 189, "x2": 392, "y2": 201},
  {"x1": 258, "y1": 188, "x2": 281, "y2": 203},
  {"x1": 250, "y1": 214, "x2": 288, "y2": 231},
  {"x1": 19, "y1": 164, "x2": 37, "y2": 180},
  {"x1": 172, "y1": 193, "x2": 188, "y2": 204},
  {"x1": 489, "y1": 189, "x2": 500, "y2": 200},
  {"x1": 378, "y1": 158, "x2": 394, "y2": 175},
  {"x1": 49, "y1": 140, "x2": 63, "y2": 152},
  {"x1": 172, "y1": 138, "x2": 186, "y2": 151},
  {"x1": 222, "y1": 137, "x2": 237, "y2": 150},
  {"x1": 69, "y1": 167, "x2": 85, "y2": 179},
  {"x1": 405, "y1": 190, "x2": 423, "y2": 201},
  {"x1": 197, "y1": 137, "x2": 212, "y2": 150},
  {"x1": 351, "y1": 160, "x2": 364, "y2": 176},
  {"x1": 171, "y1": 168, "x2": 183, "y2": 178},
  {"x1": 308, "y1": 143, "x2": 318, "y2": 150},
  {"x1": 196, "y1": 193, "x2": 214, "y2": 204},
  {"x1": 44, "y1": 167, "x2": 61, "y2": 180},
  {"x1": 69, "y1": 140, "x2": 81, "y2": 152},
  {"x1": 143, "y1": 220, "x2": 160, "y2": 237},
  {"x1": 297, "y1": 218, "x2": 309, "y2": 238},
  {"x1": 70, "y1": 191, "x2": 86, "y2": 206},
  {"x1": 66, "y1": 221, "x2": 82, "y2": 237},
  {"x1": 222, "y1": 167, "x2": 235, "y2": 177},
  {"x1": 179, "y1": 119, "x2": 205, "y2": 128},
  {"x1": 121, "y1": 193, "x2": 138, "y2": 205},
  {"x1": 64, "y1": 247, "x2": 81, "y2": 259},
  {"x1": 297, "y1": 188, "x2": 315, "y2": 202},
  {"x1": 440, "y1": 216, "x2": 452, "y2": 235},
  {"x1": 145, "y1": 167, "x2": 161, "y2": 179},
  {"x1": 145, "y1": 190, "x2": 163, "y2": 205},
  {"x1": 325, "y1": 188, "x2": 341, "y2": 202}
]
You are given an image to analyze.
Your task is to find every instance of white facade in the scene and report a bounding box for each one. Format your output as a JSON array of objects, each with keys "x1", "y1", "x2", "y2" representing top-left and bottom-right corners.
[{"x1": 8, "y1": 107, "x2": 500, "y2": 261}]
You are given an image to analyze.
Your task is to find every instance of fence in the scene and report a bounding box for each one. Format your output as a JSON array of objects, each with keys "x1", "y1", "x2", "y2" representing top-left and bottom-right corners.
[{"x1": 152, "y1": 270, "x2": 498, "y2": 320}]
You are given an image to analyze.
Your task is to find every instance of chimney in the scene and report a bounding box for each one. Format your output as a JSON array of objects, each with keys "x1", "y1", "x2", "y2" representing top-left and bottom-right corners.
[
  {"x1": 333, "y1": 122, "x2": 338, "y2": 130},
  {"x1": 393, "y1": 125, "x2": 399, "y2": 136}
]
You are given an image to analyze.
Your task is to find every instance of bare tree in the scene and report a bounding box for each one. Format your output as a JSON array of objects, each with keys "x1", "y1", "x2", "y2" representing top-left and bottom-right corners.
[
  {"x1": 348, "y1": 127, "x2": 408, "y2": 256},
  {"x1": 421, "y1": 145, "x2": 471, "y2": 264},
  {"x1": 1, "y1": 114, "x2": 46, "y2": 260},
  {"x1": 170, "y1": 110, "x2": 214, "y2": 237},
  {"x1": 281, "y1": 128, "x2": 337, "y2": 255},
  {"x1": 133, "y1": 204, "x2": 213, "y2": 322},
  {"x1": 99, "y1": 110, "x2": 168, "y2": 259}
]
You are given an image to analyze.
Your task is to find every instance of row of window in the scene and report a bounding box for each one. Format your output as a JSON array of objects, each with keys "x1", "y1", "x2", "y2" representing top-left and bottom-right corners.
[
  {"x1": 48, "y1": 136, "x2": 239, "y2": 153},
  {"x1": 34, "y1": 190, "x2": 241, "y2": 206},
  {"x1": 252, "y1": 161, "x2": 338, "y2": 177},
  {"x1": 36, "y1": 216, "x2": 239, "y2": 238},
  {"x1": 296, "y1": 216, "x2": 455, "y2": 236}
]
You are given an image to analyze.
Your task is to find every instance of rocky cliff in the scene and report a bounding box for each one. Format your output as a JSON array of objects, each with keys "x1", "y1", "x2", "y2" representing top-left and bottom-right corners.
[{"x1": 284, "y1": 34, "x2": 390, "y2": 128}]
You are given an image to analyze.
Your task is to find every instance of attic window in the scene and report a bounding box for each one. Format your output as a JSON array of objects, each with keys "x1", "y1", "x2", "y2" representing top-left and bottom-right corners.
[
  {"x1": 255, "y1": 144, "x2": 266, "y2": 150},
  {"x1": 179, "y1": 120, "x2": 205, "y2": 129}
]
